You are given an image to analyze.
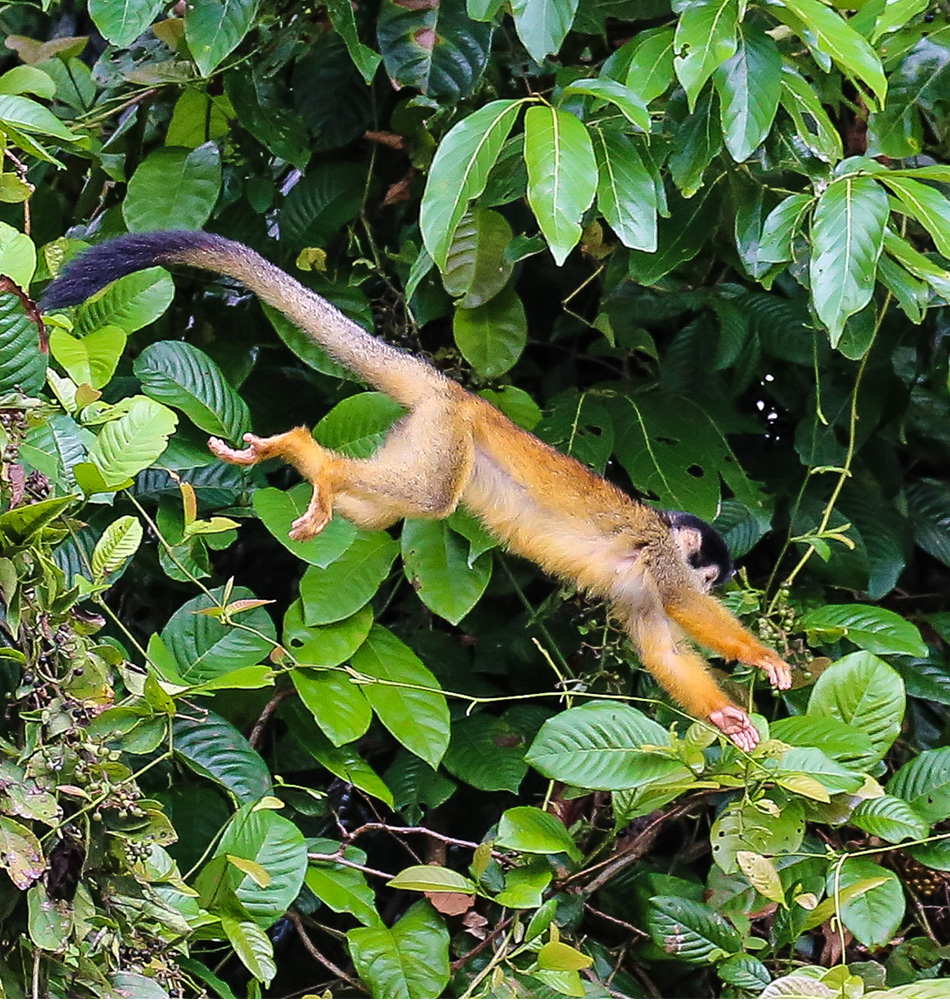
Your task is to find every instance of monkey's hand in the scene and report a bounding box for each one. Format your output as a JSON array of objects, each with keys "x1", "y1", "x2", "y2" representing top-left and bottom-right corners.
[
  {"x1": 708, "y1": 705, "x2": 760, "y2": 752},
  {"x1": 289, "y1": 494, "x2": 332, "y2": 541},
  {"x1": 755, "y1": 649, "x2": 792, "y2": 691},
  {"x1": 209, "y1": 434, "x2": 271, "y2": 466}
]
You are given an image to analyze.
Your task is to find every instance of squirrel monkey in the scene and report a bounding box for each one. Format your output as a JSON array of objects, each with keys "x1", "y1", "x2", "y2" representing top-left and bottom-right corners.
[{"x1": 41, "y1": 231, "x2": 791, "y2": 751}]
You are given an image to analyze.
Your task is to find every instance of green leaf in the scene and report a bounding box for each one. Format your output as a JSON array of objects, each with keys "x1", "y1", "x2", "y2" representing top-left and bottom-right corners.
[
  {"x1": 347, "y1": 901, "x2": 449, "y2": 999},
  {"x1": 442, "y1": 208, "x2": 513, "y2": 308},
  {"x1": 306, "y1": 840, "x2": 381, "y2": 926},
  {"x1": 284, "y1": 601, "x2": 373, "y2": 667},
  {"x1": 806, "y1": 651, "x2": 905, "y2": 768},
  {"x1": 524, "y1": 105, "x2": 597, "y2": 266},
  {"x1": 888, "y1": 747, "x2": 950, "y2": 824},
  {"x1": 123, "y1": 143, "x2": 222, "y2": 232},
  {"x1": 509, "y1": 0, "x2": 578, "y2": 63},
  {"x1": 495, "y1": 860, "x2": 551, "y2": 908},
  {"x1": 717, "y1": 954, "x2": 771, "y2": 991},
  {"x1": 91, "y1": 514, "x2": 142, "y2": 580},
  {"x1": 377, "y1": 0, "x2": 492, "y2": 103},
  {"x1": 880, "y1": 175, "x2": 950, "y2": 259},
  {"x1": 830, "y1": 858, "x2": 904, "y2": 948},
  {"x1": 713, "y1": 27, "x2": 782, "y2": 161},
  {"x1": 27, "y1": 885, "x2": 71, "y2": 951},
  {"x1": 561, "y1": 78, "x2": 650, "y2": 132},
  {"x1": 592, "y1": 125, "x2": 657, "y2": 252},
  {"x1": 453, "y1": 285, "x2": 526, "y2": 378},
  {"x1": 325, "y1": 0, "x2": 382, "y2": 83},
  {"x1": 774, "y1": 0, "x2": 887, "y2": 105},
  {"x1": 89, "y1": 0, "x2": 163, "y2": 46},
  {"x1": 293, "y1": 668, "x2": 372, "y2": 747},
  {"x1": 0, "y1": 222, "x2": 36, "y2": 288},
  {"x1": 442, "y1": 714, "x2": 526, "y2": 792},
  {"x1": 673, "y1": 0, "x2": 739, "y2": 112},
  {"x1": 758, "y1": 192, "x2": 813, "y2": 264},
  {"x1": 0, "y1": 94, "x2": 78, "y2": 142},
  {"x1": 220, "y1": 917, "x2": 276, "y2": 986},
  {"x1": 907, "y1": 480, "x2": 950, "y2": 568},
  {"x1": 777, "y1": 747, "x2": 863, "y2": 795},
  {"x1": 174, "y1": 710, "x2": 273, "y2": 805},
  {"x1": 350, "y1": 626, "x2": 450, "y2": 769},
  {"x1": 537, "y1": 941, "x2": 592, "y2": 971},
  {"x1": 0, "y1": 817, "x2": 44, "y2": 889},
  {"x1": 185, "y1": 0, "x2": 259, "y2": 76},
  {"x1": 74, "y1": 267, "x2": 174, "y2": 336},
  {"x1": 48, "y1": 325, "x2": 126, "y2": 390},
  {"x1": 710, "y1": 799, "x2": 806, "y2": 874},
  {"x1": 161, "y1": 585, "x2": 277, "y2": 685},
  {"x1": 645, "y1": 896, "x2": 741, "y2": 963},
  {"x1": 809, "y1": 175, "x2": 888, "y2": 345},
  {"x1": 496, "y1": 805, "x2": 581, "y2": 861},
  {"x1": 800, "y1": 604, "x2": 927, "y2": 657},
  {"x1": 388, "y1": 865, "x2": 476, "y2": 894},
  {"x1": 286, "y1": 701, "x2": 393, "y2": 806},
  {"x1": 525, "y1": 701, "x2": 680, "y2": 790},
  {"x1": 134, "y1": 341, "x2": 251, "y2": 442},
  {"x1": 623, "y1": 26, "x2": 675, "y2": 103},
  {"x1": 851, "y1": 796, "x2": 929, "y2": 843},
  {"x1": 0, "y1": 494, "x2": 74, "y2": 545},
  {"x1": 769, "y1": 716, "x2": 873, "y2": 768},
  {"x1": 0, "y1": 282, "x2": 46, "y2": 394},
  {"x1": 421, "y1": 99, "x2": 523, "y2": 270},
  {"x1": 0, "y1": 66, "x2": 56, "y2": 100},
  {"x1": 216, "y1": 802, "x2": 308, "y2": 928},
  {"x1": 780, "y1": 67, "x2": 844, "y2": 163},
  {"x1": 88, "y1": 396, "x2": 178, "y2": 487},
  {"x1": 315, "y1": 391, "x2": 404, "y2": 457},
  {"x1": 279, "y1": 163, "x2": 364, "y2": 248},
  {"x1": 299, "y1": 531, "x2": 399, "y2": 625}
]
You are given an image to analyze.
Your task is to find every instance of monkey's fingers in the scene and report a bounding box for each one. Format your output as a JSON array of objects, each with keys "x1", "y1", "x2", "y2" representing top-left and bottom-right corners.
[
  {"x1": 208, "y1": 434, "x2": 266, "y2": 466},
  {"x1": 708, "y1": 705, "x2": 760, "y2": 752},
  {"x1": 289, "y1": 499, "x2": 332, "y2": 541},
  {"x1": 759, "y1": 651, "x2": 792, "y2": 691}
]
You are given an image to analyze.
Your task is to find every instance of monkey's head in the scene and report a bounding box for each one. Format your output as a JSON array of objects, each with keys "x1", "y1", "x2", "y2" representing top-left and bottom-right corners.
[{"x1": 666, "y1": 511, "x2": 734, "y2": 591}]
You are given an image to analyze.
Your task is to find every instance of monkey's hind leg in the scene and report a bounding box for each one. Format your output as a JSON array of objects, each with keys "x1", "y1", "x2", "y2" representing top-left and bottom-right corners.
[{"x1": 209, "y1": 427, "x2": 337, "y2": 539}]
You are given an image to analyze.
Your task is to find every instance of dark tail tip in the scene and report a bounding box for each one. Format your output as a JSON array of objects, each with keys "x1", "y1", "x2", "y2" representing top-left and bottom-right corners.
[{"x1": 39, "y1": 230, "x2": 229, "y2": 311}]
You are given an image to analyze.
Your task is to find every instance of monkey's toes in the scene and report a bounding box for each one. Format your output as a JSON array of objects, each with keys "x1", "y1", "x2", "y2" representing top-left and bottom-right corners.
[
  {"x1": 289, "y1": 511, "x2": 330, "y2": 541},
  {"x1": 709, "y1": 705, "x2": 760, "y2": 752},
  {"x1": 764, "y1": 655, "x2": 792, "y2": 690},
  {"x1": 208, "y1": 436, "x2": 258, "y2": 465}
]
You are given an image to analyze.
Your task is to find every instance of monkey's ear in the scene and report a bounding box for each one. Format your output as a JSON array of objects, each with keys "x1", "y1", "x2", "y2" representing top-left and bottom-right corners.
[{"x1": 673, "y1": 525, "x2": 704, "y2": 558}]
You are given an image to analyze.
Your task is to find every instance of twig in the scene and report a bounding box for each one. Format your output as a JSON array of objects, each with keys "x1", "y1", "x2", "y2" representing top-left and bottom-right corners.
[
  {"x1": 343, "y1": 821, "x2": 484, "y2": 851},
  {"x1": 585, "y1": 904, "x2": 649, "y2": 938},
  {"x1": 287, "y1": 911, "x2": 366, "y2": 993},
  {"x1": 451, "y1": 914, "x2": 515, "y2": 973},
  {"x1": 308, "y1": 851, "x2": 395, "y2": 881},
  {"x1": 248, "y1": 687, "x2": 293, "y2": 748}
]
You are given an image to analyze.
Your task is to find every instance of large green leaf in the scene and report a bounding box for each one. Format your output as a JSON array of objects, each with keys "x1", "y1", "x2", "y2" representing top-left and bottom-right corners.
[
  {"x1": 347, "y1": 901, "x2": 450, "y2": 999},
  {"x1": 315, "y1": 392, "x2": 404, "y2": 457},
  {"x1": 713, "y1": 27, "x2": 782, "y2": 161},
  {"x1": 216, "y1": 802, "x2": 308, "y2": 928},
  {"x1": 496, "y1": 806, "x2": 581, "y2": 861},
  {"x1": 889, "y1": 747, "x2": 950, "y2": 824},
  {"x1": 851, "y1": 796, "x2": 929, "y2": 844},
  {"x1": 401, "y1": 518, "x2": 492, "y2": 624},
  {"x1": 123, "y1": 143, "x2": 221, "y2": 232},
  {"x1": 907, "y1": 479, "x2": 950, "y2": 568},
  {"x1": 623, "y1": 26, "x2": 675, "y2": 102},
  {"x1": 279, "y1": 163, "x2": 364, "y2": 248},
  {"x1": 509, "y1": 0, "x2": 578, "y2": 64},
  {"x1": 421, "y1": 99, "x2": 523, "y2": 270},
  {"x1": 809, "y1": 174, "x2": 888, "y2": 345},
  {"x1": 161, "y1": 585, "x2": 277, "y2": 685},
  {"x1": 283, "y1": 601, "x2": 373, "y2": 667},
  {"x1": 174, "y1": 710, "x2": 272, "y2": 805},
  {"x1": 253, "y1": 484, "x2": 358, "y2": 567},
  {"x1": 306, "y1": 838, "x2": 381, "y2": 926},
  {"x1": 324, "y1": 0, "x2": 381, "y2": 83},
  {"x1": 560, "y1": 78, "x2": 650, "y2": 132},
  {"x1": 644, "y1": 896, "x2": 742, "y2": 963},
  {"x1": 299, "y1": 531, "x2": 399, "y2": 625},
  {"x1": 442, "y1": 714, "x2": 526, "y2": 793},
  {"x1": 377, "y1": 0, "x2": 492, "y2": 103},
  {"x1": 806, "y1": 651, "x2": 905, "y2": 768},
  {"x1": 591, "y1": 125, "x2": 657, "y2": 252},
  {"x1": 293, "y1": 668, "x2": 372, "y2": 747},
  {"x1": 89, "y1": 0, "x2": 163, "y2": 47},
  {"x1": 87, "y1": 396, "x2": 178, "y2": 487},
  {"x1": 800, "y1": 604, "x2": 927, "y2": 657},
  {"x1": 0, "y1": 222, "x2": 36, "y2": 288},
  {"x1": 0, "y1": 282, "x2": 46, "y2": 394},
  {"x1": 48, "y1": 325, "x2": 125, "y2": 390},
  {"x1": 185, "y1": 0, "x2": 259, "y2": 76},
  {"x1": 830, "y1": 858, "x2": 904, "y2": 949},
  {"x1": 134, "y1": 341, "x2": 251, "y2": 442},
  {"x1": 525, "y1": 701, "x2": 679, "y2": 790},
  {"x1": 710, "y1": 799, "x2": 805, "y2": 873},
  {"x1": 780, "y1": 67, "x2": 843, "y2": 163},
  {"x1": 453, "y1": 285, "x2": 527, "y2": 377},
  {"x1": 524, "y1": 106, "x2": 597, "y2": 266},
  {"x1": 350, "y1": 626, "x2": 450, "y2": 769},
  {"x1": 74, "y1": 267, "x2": 175, "y2": 336},
  {"x1": 880, "y1": 175, "x2": 950, "y2": 258},
  {"x1": 442, "y1": 208, "x2": 513, "y2": 308},
  {"x1": 673, "y1": 0, "x2": 739, "y2": 111}
]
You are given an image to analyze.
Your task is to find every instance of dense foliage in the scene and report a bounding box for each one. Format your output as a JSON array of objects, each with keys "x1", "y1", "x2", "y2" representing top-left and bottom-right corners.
[{"x1": 1, "y1": 0, "x2": 950, "y2": 996}]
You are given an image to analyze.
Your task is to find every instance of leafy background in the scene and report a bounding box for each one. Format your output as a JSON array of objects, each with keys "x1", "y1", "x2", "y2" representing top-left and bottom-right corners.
[{"x1": 1, "y1": 0, "x2": 950, "y2": 996}]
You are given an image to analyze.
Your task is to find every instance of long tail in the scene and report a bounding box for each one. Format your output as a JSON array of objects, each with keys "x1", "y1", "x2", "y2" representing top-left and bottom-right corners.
[{"x1": 39, "y1": 230, "x2": 444, "y2": 407}]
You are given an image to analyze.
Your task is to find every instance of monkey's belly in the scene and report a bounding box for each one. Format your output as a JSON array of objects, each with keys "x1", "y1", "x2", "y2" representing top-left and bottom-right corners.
[{"x1": 463, "y1": 450, "x2": 641, "y2": 598}]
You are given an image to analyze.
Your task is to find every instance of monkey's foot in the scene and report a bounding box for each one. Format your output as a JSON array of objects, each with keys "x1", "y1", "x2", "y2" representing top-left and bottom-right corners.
[
  {"x1": 709, "y1": 705, "x2": 760, "y2": 752},
  {"x1": 208, "y1": 434, "x2": 269, "y2": 466},
  {"x1": 758, "y1": 651, "x2": 792, "y2": 691},
  {"x1": 289, "y1": 488, "x2": 332, "y2": 541}
]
